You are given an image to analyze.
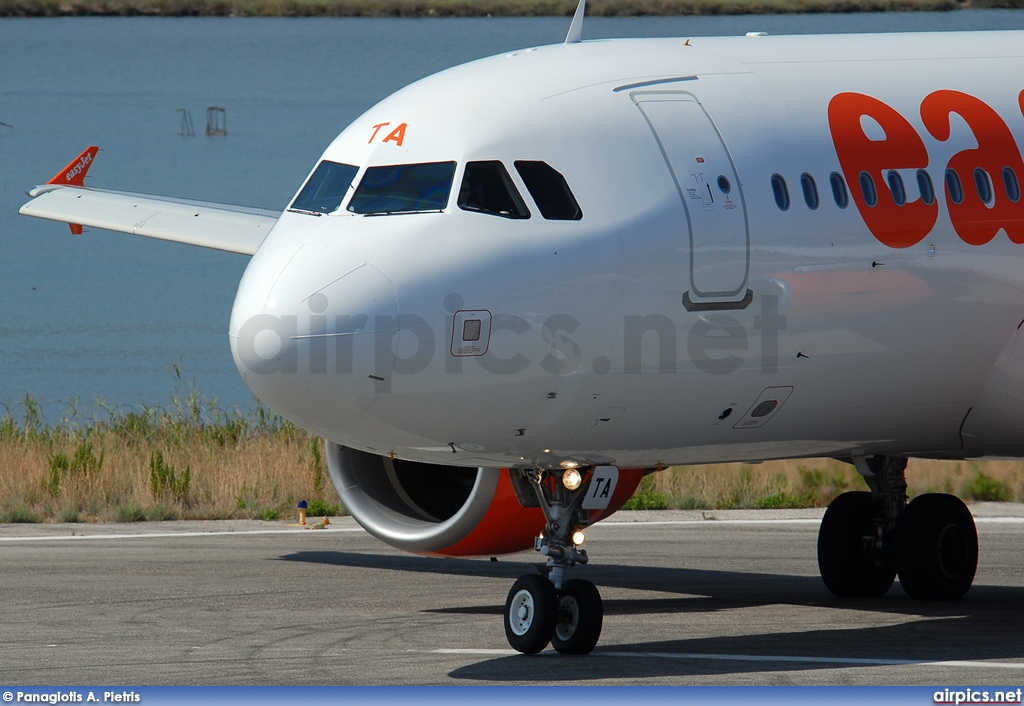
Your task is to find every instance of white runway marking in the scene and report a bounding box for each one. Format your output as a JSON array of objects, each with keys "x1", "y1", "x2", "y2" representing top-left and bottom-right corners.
[
  {"x1": 0, "y1": 527, "x2": 364, "y2": 542},
  {"x1": 601, "y1": 519, "x2": 822, "y2": 526},
  {"x1": 599, "y1": 517, "x2": 1024, "y2": 527},
  {"x1": 2, "y1": 515, "x2": 1019, "y2": 542},
  {"x1": 429, "y1": 648, "x2": 1024, "y2": 669}
]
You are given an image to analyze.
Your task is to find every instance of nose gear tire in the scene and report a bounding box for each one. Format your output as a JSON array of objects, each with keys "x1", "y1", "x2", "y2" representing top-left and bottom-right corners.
[
  {"x1": 551, "y1": 578, "x2": 603, "y2": 655},
  {"x1": 504, "y1": 573, "x2": 558, "y2": 654}
]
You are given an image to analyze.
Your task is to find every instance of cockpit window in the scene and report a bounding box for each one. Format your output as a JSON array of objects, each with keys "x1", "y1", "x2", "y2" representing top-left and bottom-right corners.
[
  {"x1": 289, "y1": 160, "x2": 359, "y2": 215},
  {"x1": 514, "y1": 161, "x2": 582, "y2": 221},
  {"x1": 348, "y1": 162, "x2": 456, "y2": 215},
  {"x1": 458, "y1": 161, "x2": 530, "y2": 219}
]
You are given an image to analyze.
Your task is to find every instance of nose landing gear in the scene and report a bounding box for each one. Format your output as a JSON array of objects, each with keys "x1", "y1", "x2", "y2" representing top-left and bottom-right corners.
[{"x1": 503, "y1": 467, "x2": 611, "y2": 655}]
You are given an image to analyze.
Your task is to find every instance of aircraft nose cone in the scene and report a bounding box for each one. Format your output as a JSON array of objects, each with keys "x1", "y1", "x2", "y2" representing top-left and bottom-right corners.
[{"x1": 229, "y1": 244, "x2": 399, "y2": 423}]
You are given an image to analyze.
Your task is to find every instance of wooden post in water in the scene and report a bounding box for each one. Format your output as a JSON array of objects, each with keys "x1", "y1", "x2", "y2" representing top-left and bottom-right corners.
[
  {"x1": 177, "y1": 109, "x2": 195, "y2": 136},
  {"x1": 206, "y1": 107, "x2": 227, "y2": 136}
]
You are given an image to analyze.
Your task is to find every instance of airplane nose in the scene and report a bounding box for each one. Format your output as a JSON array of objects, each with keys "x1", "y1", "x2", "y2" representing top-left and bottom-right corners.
[{"x1": 229, "y1": 243, "x2": 399, "y2": 423}]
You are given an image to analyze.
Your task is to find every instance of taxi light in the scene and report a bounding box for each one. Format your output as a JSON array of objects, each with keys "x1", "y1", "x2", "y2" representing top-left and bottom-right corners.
[
  {"x1": 572, "y1": 530, "x2": 586, "y2": 546},
  {"x1": 562, "y1": 468, "x2": 582, "y2": 490}
]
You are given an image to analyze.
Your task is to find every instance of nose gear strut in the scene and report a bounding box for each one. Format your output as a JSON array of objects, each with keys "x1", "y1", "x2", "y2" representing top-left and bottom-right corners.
[{"x1": 503, "y1": 467, "x2": 605, "y2": 654}]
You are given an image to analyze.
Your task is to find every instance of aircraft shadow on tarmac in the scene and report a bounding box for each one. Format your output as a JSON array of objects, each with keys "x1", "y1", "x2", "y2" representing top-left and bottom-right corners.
[{"x1": 279, "y1": 550, "x2": 1024, "y2": 680}]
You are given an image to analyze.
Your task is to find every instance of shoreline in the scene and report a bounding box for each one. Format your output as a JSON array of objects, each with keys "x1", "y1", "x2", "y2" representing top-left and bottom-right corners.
[{"x1": 1, "y1": 0, "x2": 1020, "y2": 18}]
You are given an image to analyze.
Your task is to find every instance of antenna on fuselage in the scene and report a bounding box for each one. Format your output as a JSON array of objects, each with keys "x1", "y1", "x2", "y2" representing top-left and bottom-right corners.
[{"x1": 565, "y1": 0, "x2": 586, "y2": 44}]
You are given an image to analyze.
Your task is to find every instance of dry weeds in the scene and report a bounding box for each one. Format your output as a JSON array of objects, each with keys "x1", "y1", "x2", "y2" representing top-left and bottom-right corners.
[
  {"x1": 2, "y1": 382, "x2": 1020, "y2": 523},
  {"x1": 3, "y1": 419, "x2": 1021, "y2": 523},
  {"x1": 0, "y1": 385, "x2": 341, "y2": 523},
  {"x1": 626, "y1": 457, "x2": 1023, "y2": 510}
]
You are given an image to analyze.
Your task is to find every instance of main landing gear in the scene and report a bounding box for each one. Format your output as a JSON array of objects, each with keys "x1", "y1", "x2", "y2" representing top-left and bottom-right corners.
[
  {"x1": 504, "y1": 468, "x2": 606, "y2": 655},
  {"x1": 817, "y1": 455, "x2": 978, "y2": 601}
]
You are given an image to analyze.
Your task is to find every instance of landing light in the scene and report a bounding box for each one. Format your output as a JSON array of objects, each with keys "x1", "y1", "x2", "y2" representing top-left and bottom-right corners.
[
  {"x1": 562, "y1": 468, "x2": 582, "y2": 490},
  {"x1": 572, "y1": 530, "x2": 586, "y2": 546}
]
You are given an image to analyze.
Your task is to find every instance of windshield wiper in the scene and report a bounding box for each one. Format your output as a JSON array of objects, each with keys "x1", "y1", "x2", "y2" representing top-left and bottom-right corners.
[{"x1": 362, "y1": 208, "x2": 445, "y2": 217}]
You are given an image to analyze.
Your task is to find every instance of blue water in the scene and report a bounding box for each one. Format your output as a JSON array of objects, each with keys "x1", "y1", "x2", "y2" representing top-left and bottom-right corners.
[{"x1": 3, "y1": 12, "x2": 1024, "y2": 417}]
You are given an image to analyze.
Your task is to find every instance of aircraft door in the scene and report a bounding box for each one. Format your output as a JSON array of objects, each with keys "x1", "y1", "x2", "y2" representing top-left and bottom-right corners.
[{"x1": 634, "y1": 92, "x2": 751, "y2": 310}]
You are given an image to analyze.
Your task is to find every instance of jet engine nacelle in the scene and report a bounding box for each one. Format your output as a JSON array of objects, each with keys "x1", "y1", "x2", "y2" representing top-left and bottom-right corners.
[{"x1": 325, "y1": 441, "x2": 645, "y2": 557}]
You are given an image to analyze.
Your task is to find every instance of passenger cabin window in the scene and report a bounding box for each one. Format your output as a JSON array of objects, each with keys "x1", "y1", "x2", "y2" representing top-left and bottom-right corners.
[
  {"x1": 917, "y1": 170, "x2": 935, "y2": 206},
  {"x1": 771, "y1": 174, "x2": 790, "y2": 211},
  {"x1": 289, "y1": 161, "x2": 359, "y2": 214},
  {"x1": 458, "y1": 161, "x2": 530, "y2": 219},
  {"x1": 801, "y1": 173, "x2": 819, "y2": 210},
  {"x1": 348, "y1": 162, "x2": 456, "y2": 215},
  {"x1": 887, "y1": 170, "x2": 906, "y2": 206},
  {"x1": 945, "y1": 168, "x2": 964, "y2": 205},
  {"x1": 1004, "y1": 167, "x2": 1021, "y2": 203},
  {"x1": 859, "y1": 171, "x2": 878, "y2": 208},
  {"x1": 514, "y1": 161, "x2": 582, "y2": 220},
  {"x1": 829, "y1": 171, "x2": 848, "y2": 209},
  {"x1": 975, "y1": 168, "x2": 994, "y2": 205}
]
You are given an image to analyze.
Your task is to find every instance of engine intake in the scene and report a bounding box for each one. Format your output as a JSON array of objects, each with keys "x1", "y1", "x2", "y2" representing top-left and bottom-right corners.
[
  {"x1": 325, "y1": 442, "x2": 545, "y2": 556},
  {"x1": 326, "y1": 442, "x2": 648, "y2": 557}
]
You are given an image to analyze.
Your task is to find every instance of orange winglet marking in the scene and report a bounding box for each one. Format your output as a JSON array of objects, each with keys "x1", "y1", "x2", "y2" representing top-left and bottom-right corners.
[
  {"x1": 48, "y1": 146, "x2": 99, "y2": 186},
  {"x1": 47, "y1": 146, "x2": 99, "y2": 234}
]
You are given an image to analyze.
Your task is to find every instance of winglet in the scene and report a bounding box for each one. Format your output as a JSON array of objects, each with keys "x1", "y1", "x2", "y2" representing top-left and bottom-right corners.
[
  {"x1": 45, "y1": 146, "x2": 98, "y2": 234},
  {"x1": 565, "y1": 0, "x2": 586, "y2": 44},
  {"x1": 47, "y1": 146, "x2": 99, "y2": 187}
]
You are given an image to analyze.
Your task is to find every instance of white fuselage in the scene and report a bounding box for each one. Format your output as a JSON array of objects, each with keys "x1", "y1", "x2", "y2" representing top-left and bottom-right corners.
[{"x1": 228, "y1": 31, "x2": 1024, "y2": 469}]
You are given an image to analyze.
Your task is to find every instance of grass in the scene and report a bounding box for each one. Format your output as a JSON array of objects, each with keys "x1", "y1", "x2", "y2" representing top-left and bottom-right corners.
[
  {"x1": 0, "y1": 0, "x2": 1016, "y2": 18},
  {"x1": 622, "y1": 475, "x2": 671, "y2": 510},
  {"x1": 0, "y1": 366, "x2": 346, "y2": 524},
  {"x1": 2, "y1": 368, "x2": 1024, "y2": 523},
  {"x1": 641, "y1": 457, "x2": 1024, "y2": 510},
  {"x1": 0, "y1": 501, "x2": 42, "y2": 523},
  {"x1": 638, "y1": 459, "x2": 855, "y2": 510}
]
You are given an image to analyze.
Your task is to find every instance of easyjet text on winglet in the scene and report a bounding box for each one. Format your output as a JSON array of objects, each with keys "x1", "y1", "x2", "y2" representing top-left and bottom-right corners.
[{"x1": 63, "y1": 152, "x2": 92, "y2": 183}]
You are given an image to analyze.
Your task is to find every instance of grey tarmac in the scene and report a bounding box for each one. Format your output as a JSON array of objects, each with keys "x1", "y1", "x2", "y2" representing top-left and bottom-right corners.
[{"x1": 2, "y1": 505, "x2": 1023, "y2": 685}]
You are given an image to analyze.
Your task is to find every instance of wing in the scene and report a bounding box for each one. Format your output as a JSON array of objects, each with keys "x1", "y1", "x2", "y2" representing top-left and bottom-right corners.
[{"x1": 19, "y1": 147, "x2": 279, "y2": 256}]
